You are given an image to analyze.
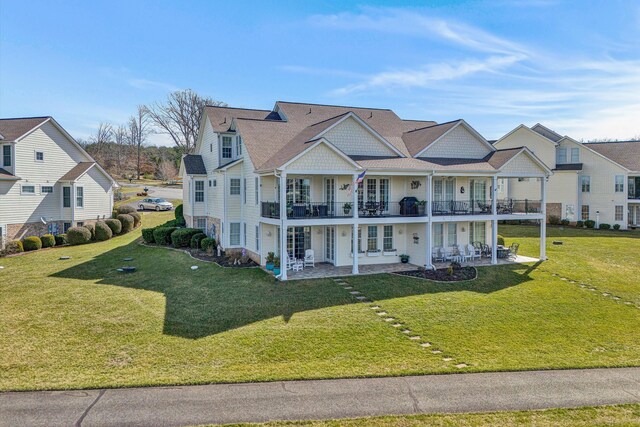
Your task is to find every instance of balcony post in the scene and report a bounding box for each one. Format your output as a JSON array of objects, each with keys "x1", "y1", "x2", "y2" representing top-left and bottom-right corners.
[
  {"x1": 540, "y1": 177, "x2": 547, "y2": 261},
  {"x1": 491, "y1": 175, "x2": 498, "y2": 265},
  {"x1": 352, "y1": 172, "x2": 359, "y2": 275},
  {"x1": 279, "y1": 171, "x2": 288, "y2": 280},
  {"x1": 426, "y1": 174, "x2": 433, "y2": 269}
]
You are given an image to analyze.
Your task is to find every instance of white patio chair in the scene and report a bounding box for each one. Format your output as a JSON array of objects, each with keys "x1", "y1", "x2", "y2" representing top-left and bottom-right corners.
[
  {"x1": 433, "y1": 247, "x2": 445, "y2": 262},
  {"x1": 304, "y1": 249, "x2": 315, "y2": 267},
  {"x1": 467, "y1": 243, "x2": 481, "y2": 261},
  {"x1": 457, "y1": 245, "x2": 471, "y2": 263},
  {"x1": 285, "y1": 253, "x2": 297, "y2": 271}
]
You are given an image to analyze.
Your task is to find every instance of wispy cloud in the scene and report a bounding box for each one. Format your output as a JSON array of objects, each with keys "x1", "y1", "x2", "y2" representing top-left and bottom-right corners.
[{"x1": 127, "y1": 78, "x2": 179, "y2": 92}]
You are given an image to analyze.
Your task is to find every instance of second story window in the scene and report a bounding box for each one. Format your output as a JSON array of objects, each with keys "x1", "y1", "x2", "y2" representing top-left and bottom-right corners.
[
  {"x1": 556, "y1": 148, "x2": 567, "y2": 164},
  {"x1": 21, "y1": 184, "x2": 35, "y2": 195},
  {"x1": 63, "y1": 187, "x2": 71, "y2": 207},
  {"x1": 222, "y1": 136, "x2": 232, "y2": 159},
  {"x1": 236, "y1": 136, "x2": 242, "y2": 156},
  {"x1": 35, "y1": 151, "x2": 44, "y2": 162},
  {"x1": 230, "y1": 178, "x2": 241, "y2": 195},
  {"x1": 76, "y1": 187, "x2": 84, "y2": 208},
  {"x1": 581, "y1": 176, "x2": 590, "y2": 193},
  {"x1": 570, "y1": 147, "x2": 580, "y2": 163},
  {"x1": 2, "y1": 145, "x2": 11, "y2": 167},
  {"x1": 615, "y1": 175, "x2": 624, "y2": 193},
  {"x1": 195, "y1": 180, "x2": 204, "y2": 202}
]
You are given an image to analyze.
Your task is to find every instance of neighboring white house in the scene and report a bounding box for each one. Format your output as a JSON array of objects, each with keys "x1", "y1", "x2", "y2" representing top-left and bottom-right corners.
[
  {"x1": 0, "y1": 117, "x2": 117, "y2": 246},
  {"x1": 494, "y1": 123, "x2": 640, "y2": 229},
  {"x1": 180, "y1": 102, "x2": 552, "y2": 280}
]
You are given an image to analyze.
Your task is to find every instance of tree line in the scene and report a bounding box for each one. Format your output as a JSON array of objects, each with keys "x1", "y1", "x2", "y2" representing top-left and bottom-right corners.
[{"x1": 79, "y1": 89, "x2": 225, "y2": 181}]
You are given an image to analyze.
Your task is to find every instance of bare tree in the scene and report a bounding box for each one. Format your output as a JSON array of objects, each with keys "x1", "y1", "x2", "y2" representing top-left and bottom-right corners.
[
  {"x1": 157, "y1": 158, "x2": 178, "y2": 182},
  {"x1": 127, "y1": 106, "x2": 151, "y2": 179},
  {"x1": 146, "y1": 89, "x2": 225, "y2": 153},
  {"x1": 113, "y1": 124, "x2": 130, "y2": 177}
]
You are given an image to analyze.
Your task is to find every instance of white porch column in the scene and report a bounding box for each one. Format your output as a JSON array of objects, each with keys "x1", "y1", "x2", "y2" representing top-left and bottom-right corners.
[
  {"x1": 426, "y1": 174, "x2": 433, "y2": 269},
  {"x1": 279, "y1": 172, "x2": 288, "y2": 280},
  {"x1": 352, "y1": 172, "x2": 359, "y2": 275},
  {"x1": 491, "y1": 176, "x2": 498, "y2": 265},
  {"x1": 540, "y1": 177, "x2": 547, "y2": 261}
]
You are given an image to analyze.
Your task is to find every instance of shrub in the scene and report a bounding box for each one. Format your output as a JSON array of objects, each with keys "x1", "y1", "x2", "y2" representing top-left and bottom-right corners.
[
  {"x1": 599, "y1": 223, "x2": 611, "y2": 230},
  {"x1": 497, "y1": 235, "x2": 505, "y2": 246},
  {"x1": 190, "y1": 232, "x2": 207, "y2": 249},
  {"x1": 67, "y1": 227, "x2": 92, "y2": 245},
  {"x1": 117, "y1": 205, "x2": 137, "y2": 215},
  {"x1": 2, "y1": 240, "x2": 23, "y2": 256},
  {"x1": 174, "y1": 204, "x2": 186, "y2": 226},
  {"x1": 153, "y1": 227, "x2": 177, "y2": 245},
  {"x1": 201, "y1": 237, "x2": 216, "y2": 252},
  {"x1": 548, "y1": 215, "x2": 560, "y2": 225},
  {"x1": 129, "y1": 211, "x2": 142, "y2": 228},
  {"x1": 55, "y1": 234, "x2": 68, "y2": 246},
  {"x1": 117, "y1": 214, "x2": 135, "y2": 234},
  {"x1": 112, "y1": 209, "x2": 118, "y2": 219},
  {"x1": 41, "y1": 234, "x2": 56, "y2": 248},
  {"x1": 560, "y1": 218, "x2": 570, "y2": 226},
  {"x1": 576, "y1": 220, "x2": 584, "y2": 228},
  {"x1": 83, "y1": 223, "x2": 96, "y2": 240},
  {"x1": 613, "y1": 224, "x2": 621, "y2": 230},
  {"x1": 23, "y1": 236, "x2": 42, "y2": 251},
  {"x1": 105, "y1": 218, "x2": 122, "y2": 235},
  {"x1": 585, "y1": 220, "x2": 596, "y2": 229},
  {"x1": 171, "y1": 228, "x2": 202, "y2": 248},
  {"x1": 95, "y1": 221, "x2": 113, "y2": 241},
  {"x1": 142, "y1": 228, "x2": 156, "y2": 243}
]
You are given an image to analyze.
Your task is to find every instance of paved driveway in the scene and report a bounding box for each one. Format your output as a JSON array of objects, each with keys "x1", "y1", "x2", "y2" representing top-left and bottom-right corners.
[{"x1": 1, "y1": 367, "x2": 639, "y2": 426}]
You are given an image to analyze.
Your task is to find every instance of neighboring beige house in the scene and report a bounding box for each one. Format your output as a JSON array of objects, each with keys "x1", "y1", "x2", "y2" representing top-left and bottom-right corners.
[
  {"x1": 495, "y1": 123, "x2": 640, "y2": 229},
  {"x1": 181, "y1": 102, "x2": 552, "y2": 280},
  {"x1": 0, "y1": 117, "x2": 117, "y2": 246}
]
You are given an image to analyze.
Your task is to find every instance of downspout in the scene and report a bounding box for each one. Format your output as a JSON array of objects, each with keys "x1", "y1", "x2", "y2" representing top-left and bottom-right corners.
[{"x1": 273, "y1": 169, "x2": 285, "y2": 280}]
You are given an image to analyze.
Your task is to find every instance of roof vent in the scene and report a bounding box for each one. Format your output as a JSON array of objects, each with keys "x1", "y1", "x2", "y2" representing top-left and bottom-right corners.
[
  {"x1": 368, "y1": 112, "x2": 373, "y2": 119},
  {"x1": 307, "y1": 108, "x2": 312, "y2": 115}
]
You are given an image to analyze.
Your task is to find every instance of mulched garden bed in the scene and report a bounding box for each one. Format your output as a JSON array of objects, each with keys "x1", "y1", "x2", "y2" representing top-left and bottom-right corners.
[
  {"x1": 183, "y1": 248, "x2": 258, "y2": 268},
  {"x1": 395, "y1": 266, "x2": 477, "y2": 282}
]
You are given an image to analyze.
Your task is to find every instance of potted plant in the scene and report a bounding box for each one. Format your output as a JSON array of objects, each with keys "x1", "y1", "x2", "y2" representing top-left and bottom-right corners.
[
  {"x1": 343, "y1": 202, "x2": 352, "y2": 215},
  {"x1": 416, "y1": 200, "x2": 427, "y2": 215},
  {"x1": 273, "y1": 257, "x2": 281, "y2": 275},
  {"x1": 399, "y1": 254, "x2": 410, "y2": 263},
  {"x1": 265, "y1": 252, "x2": 275, "y2": 271},
  {"x1": 367, "y1": 249, "x2": 381, "y2": 257}
]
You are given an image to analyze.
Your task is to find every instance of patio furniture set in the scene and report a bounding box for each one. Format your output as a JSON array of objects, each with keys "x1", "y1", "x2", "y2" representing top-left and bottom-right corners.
[
  {"x1": 285, "y1": 250, "x2": 315, "y2": 272},
  {"x1": 432, "y1": 242, "x2": 519, "y2": 264}
]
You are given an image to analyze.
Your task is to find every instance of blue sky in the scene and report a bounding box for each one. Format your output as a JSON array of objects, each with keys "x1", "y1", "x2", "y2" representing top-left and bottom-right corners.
[{"x1": 1, "y1": 0, "x2": 639, "y2": 145}]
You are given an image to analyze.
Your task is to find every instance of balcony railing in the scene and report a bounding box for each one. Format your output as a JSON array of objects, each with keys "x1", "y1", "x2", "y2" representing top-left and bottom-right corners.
[
  {"x1": 497, "y1": 199, "x2": 541, "y2": 214},
  {"x1": 432, "y1": 200, "x2": 492, "y2": 216},
  {"x1": 262, "y1": 202, "x2": 354, "y2": 219}
]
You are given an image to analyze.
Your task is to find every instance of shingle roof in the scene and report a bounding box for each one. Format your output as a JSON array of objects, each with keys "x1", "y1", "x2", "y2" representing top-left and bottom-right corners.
[
  {"x1": 204, "y1": 106, "x2": 275, "y2": 133},
  {"x1": 58, "y1": 162, "x2": 95, "y2": 181},
  {"x1": 0, "y1": 117, "x2": 50, "y2": 141},
  {"x1": 353, "y1": 155, "x2": 498, "y2": 172},
  {"x1": 401, "y1": 119, "x2": 438, "y2": 133},
  {"x1": 531, "y1": 123, "x2": 562, "y2": 143},
  {"x1": 586, "y1": 141, "x2": 640, "y2": 172},
  {"x1": 554, "y1": 163, "x2": 583, "y2": 171},
  {"x1": 183, "y1": 154, "x2": 207, "y2": 175},
  {"x1": 0, "y1": 167, "x2": 19, "y2": 180},
  {"x1": 401, "y1": 120, "x2": 461, "y2": 157}
]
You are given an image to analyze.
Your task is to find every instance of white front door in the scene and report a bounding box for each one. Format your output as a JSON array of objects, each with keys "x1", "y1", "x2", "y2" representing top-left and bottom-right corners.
[{"x1": 325, "y1": 226, "x2": 335, "y2": 264}]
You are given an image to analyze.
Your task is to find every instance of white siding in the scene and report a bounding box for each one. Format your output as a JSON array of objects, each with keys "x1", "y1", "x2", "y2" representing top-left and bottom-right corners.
[
  {"x1": 422, "y1": 125, "x2": 493, "y2": 159},
  {"x1": 323, "y1": 117, "x2": 397, "y2": 157},
  {"x1": 500, "y1": 152, "x2": 547, "y2": 175},
  {"x1": 495, "y1": 126, "x2": 557, "y2": 168},
  {"x1": 287, "y1": 143, "x2": 357, "y2": 171},
  {"x1": 75, "y1": 167, "x2": 113, "y2": 220}
]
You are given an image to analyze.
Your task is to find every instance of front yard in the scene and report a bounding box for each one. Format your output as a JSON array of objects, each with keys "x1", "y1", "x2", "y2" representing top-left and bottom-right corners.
[{"x1": 0, "y1": 216, "x2": 638, "y2": 391}]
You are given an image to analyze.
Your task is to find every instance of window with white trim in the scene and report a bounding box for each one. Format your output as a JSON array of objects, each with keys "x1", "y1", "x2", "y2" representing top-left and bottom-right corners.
[
  {"x1": 63, "y1": 222, "x2": 71, "y2": 233},
  {"x1": 447, "y1": 223, "x2": 457, "y2": 246},
  {"x1": 41, "y1": 186, "x2": 54, "y2": 194},
  {"x1": 195, "y1": 180, "x2": 204, "y2": 202},
  {"x1": 243, "y1": 223, "x2": 247, "y2": 246},
  {"x1": 229, "y1": 223, "x2": 241, "y2": 246},
  {"x1": 21, "y1": 185, "x2": 35, "y2": 195},
  {"x1": 470, "y1": 222, "x2": 486, "y2": 244},
  {"x1": 615, "y1": 205, "x2": 623, "y2": 221},
  {"x1": 350, "y1": 227, "x2": 362, "y2": 254},
  {"x1": 2, "y1": 145, "x2": 11, "y2": 167},
  {"x1": 581, "y1": 176, "x2": 590, "y2": 193},
  {"x1": 255, "y1": 225, "x2": 260, "y2": 251},
  {"x1": 581, "y1": 205, "x2": 589, "y2": 220},
  {"x1": 556, "y1": 148, "x2": 567, "y2": 164},
  {"x1": 255, "y1": 177, "x2": 259, "y2": 205},
  {"x1": 77, "y1": 221, "x2": 84, "y2": 227},
  {"x1": 222, "y1": 136, "x2": 232, "y2": 159},
  {"x1": 230, "y1": 178, "x2": 241, "y2": 195},
  {"x1": 236, "y1": 136, "x2": 242, "y2": 156},
  {"x1": 615, "y1": 175, "x2": 624, "y2": 193},
  {"x1": 570, "y1": 147, "x2": 579, "y2": 163},
  {"x1": 35, "y1": 151, "x2": 44, "y2": 162},
  {"x1": 243, "y1": 178, "x2": 247, "y2": 204},
  {"x1": 196, "y1": 218, "x2": 206, "y2": 231},
  {"x1": 76, "y1": 187, "x2": 84, "y2": 207},
  {"x1": 383, "y1": 225, "x2": 393, "y2": 251},
  {"x1": 63, "y1": 187, "x2": 71, "y2": 207},
  {"x1": 367, "y1": 226, "x2": 378, "y2": 251},
  {"x1": 433, "y1": 223, "x2": 443, "y2": 247}
]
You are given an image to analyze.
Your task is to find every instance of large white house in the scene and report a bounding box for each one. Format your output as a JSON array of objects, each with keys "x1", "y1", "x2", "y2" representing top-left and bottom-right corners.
[
  {"x1": 180, "y1": 102, "x2": 552, "y2": 279},
  {"x1": 495, "y1": 124, "x2": 640, "y2": 229},
  {"x1": 0, "y1": 117, "x2": 117, "y2": 246}
]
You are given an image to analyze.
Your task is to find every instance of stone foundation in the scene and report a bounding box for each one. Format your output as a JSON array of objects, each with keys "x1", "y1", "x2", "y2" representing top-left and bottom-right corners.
[
  {"x1": 6, "y1": 219, "x2": 100, "y2": 241},
  {"x1": 225, "y1": 247, "x2": 260, "y2": 264},
  {"x1": 546, "y1": 203, "x2": 562, "y2": 223}
]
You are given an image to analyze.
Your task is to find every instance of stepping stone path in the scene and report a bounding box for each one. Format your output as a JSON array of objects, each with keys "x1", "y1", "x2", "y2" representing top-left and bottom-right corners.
[
  {"x1": 443, "y1": 357, "x2": 453, "y2": 362},
  {"x1": 377, "y1": 312, "x2": 388, "y2": 316},
  {"x1": 456, "y1": 363, "x2": 468, "y2": 369},
  {"x1": 123, "y1": 257, "x2": 134, "y2": 261},
  {"x1": 547, "y1": 270, "x2": 639, "y2": 311},
  {"x1": 384, "y1": 317, "x2": 395, "y2": 322},
  {"x1": 420, "y1": 342, "x2": 431, "y2": 348},
  {"x1": 431, "y1": 350, "x2": 442, "y2": 354},
  {"x1": 409, "y1": 336, "x2": 421, "y2": 340},
  {"x1": 355, "y1": 296, "x2": 367, "y2": 301},
  {"x1": 59, "y1": 256, "x2": 71, "y2": 260},
  {"x1": 392, "y1": 323, "x2": 403, "y2": 328},
  {"x1": 349, "y1": 291, "x2": 361, "y2": 295}
]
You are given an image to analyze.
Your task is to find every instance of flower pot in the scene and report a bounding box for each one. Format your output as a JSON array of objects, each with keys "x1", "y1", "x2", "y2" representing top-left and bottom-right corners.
[
  {"x1": 266, "y1": 263, "x2": 274, "y2": 271},
  {"x1": 273, "y1": 267, "x2": 281, "y2": 275},
  {"x1": 401, "y1": 259, "x2": 409, "y2": 264}
]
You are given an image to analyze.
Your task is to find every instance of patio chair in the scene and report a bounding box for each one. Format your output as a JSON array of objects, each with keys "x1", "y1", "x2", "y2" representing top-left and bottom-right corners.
[
  {"x1": 457, "y1": 245, "x2": 472, "y2": 263},
  {"x1": 481, "y1": 243, "x2": 491, "y2": 257},
  {"x1": 467, "y1": 244, "x2": 481, "y2": 260},
  {"x1": 433, "y1": 247, "x2": 445, "y2": 262},
  {"x1": 285, "y1": 253, "x2": 297, "y2": 271},
  {"x1": 508, "y1": 243, "x2": 519, "y2": 260},
  {"x1": 304, "y1": 249, "x2": 315, "y2": 267}
]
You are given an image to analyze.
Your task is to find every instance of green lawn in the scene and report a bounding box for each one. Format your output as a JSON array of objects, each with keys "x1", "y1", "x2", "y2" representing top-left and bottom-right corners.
[
  {"x1": 0, "y1": 218, "x2": 639, "y2": 391},
  {"x1": 216, "y1": 404, "x2": 640, "y2": 427}
]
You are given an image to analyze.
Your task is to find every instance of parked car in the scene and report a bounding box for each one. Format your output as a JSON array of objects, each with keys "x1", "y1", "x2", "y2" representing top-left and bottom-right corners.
[{"x1": 138, "y1": 198, "x2": 173, "y2": 211}]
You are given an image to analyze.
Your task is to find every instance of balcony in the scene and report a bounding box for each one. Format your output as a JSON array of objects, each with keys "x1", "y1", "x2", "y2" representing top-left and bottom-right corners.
[
  {"x1": 262, "y1": 202, "x2": 353, "y2": 219},
  {"x1": 431, "y1": 199, "x2": 541, "y2": 216}
]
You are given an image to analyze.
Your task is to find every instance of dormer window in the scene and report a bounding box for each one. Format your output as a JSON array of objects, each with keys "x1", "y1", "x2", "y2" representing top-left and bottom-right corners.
[
  {"x1": 222, "y1": 136, "x2": 232, "y2": 159},
  {"x1": 570, "y1": 147, "x2": 579, "y2": 163},
  {"x1": 35, "y1": 151, "x2": 44, "y2": 162},
  {"x1": 2, "y1": 145, "x2": 10, "y2": 167},
  {"x1": 556, "y1": 148, "x2": 567, "y2": 164}
]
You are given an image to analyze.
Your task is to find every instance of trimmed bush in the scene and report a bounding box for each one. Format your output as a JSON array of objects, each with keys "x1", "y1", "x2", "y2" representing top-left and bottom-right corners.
[
  {"x1": 174, "y1": 204, "x2": 186, "y2": 226},
  {"x1": 41, "y1": 234, "x2": 56, "y2": 248},
  {"x1": 599, "y1": 223, "x2": 611, "y2": 230},
  {"x1": 55, "y1": 234, "x2": 68, "y2": 246},
  {"x1": 576, "y1": 220, "x2": 584, "y2": 228},
  {"x1": 170, "y1": 228, "x2": 202, "y2": 248},
  {"x1": 23, "y1": 236, "x2": 42, "y2": 251},
  {"x1": 67, "y1": 227, "x2": 92, "y2": 245},
  {"x1": 2, "y1": 240, "x2": 24, "y2": 256},
  {"x1": 585, "y1": 220, "x2": 596, "y2": 229},
  {"x1": 548, "y1": 215, "x2": 560, "y2": 225},
  {"x1": 201, "y1": 237, "x2": 216, "y2": 252},
  {"x1": 142, "y1": 228, "x2": 156, "y2": 243},
  {"x1": 105, "y1": 218, "x2": 122, "y2": 235},
  {"x1": 112, "y1": 209, "x2": 118, "y2": 219},
  {"x1": 190, "y1": 232, "x2": 207, "y2": 249},
  {"x1": 153, "y1": 227, "x2": 177, "y2": 245},
  {"x1": 117, "y1": 214, "x2": 135, "y2": 234},
  {"x1": 83, "y1": 223, "x2": 96, "y2": 240},
  {"x1": 497, "y1": 235, "x2": 505, "y2": 247},
  {"x1": 95, "y1": 221, "x2": 113, "y2": 241},
  {"x1": 117, "y1": 205, "x2": 137, "y2": 215},
  {"x1": 560, "y1": 219, "x2": 570, "y2": 226},
  {"x1": 129, "y1": 211, "x2": 142, "y2": 228},
  {"x1": 613, "y1": 224, "x2": 621, "y2": 230}
]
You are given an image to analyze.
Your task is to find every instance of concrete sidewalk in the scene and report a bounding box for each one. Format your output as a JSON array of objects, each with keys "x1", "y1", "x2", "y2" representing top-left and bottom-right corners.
[{"x1": 1, "y1": 367, "x2": 639, "y2": 427}]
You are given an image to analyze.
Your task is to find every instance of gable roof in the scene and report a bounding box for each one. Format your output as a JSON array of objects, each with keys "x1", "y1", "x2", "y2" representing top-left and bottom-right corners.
[
  {"x1": 58, "y1": 162, "x2": 95, "y2": 182},
  {"x1": 0, "y1": 117, "x2": 50, "y2": 142},
  {"x1": 204, "y1": 106, "x2": 276, "y2": 133},
  {"x1": 489, "y1": 146, "x2": 553, "y2": 175},
  {"x1": 411, "y1": 119, "x2": 496, "y2": 158},
  {"x1": 585, "y1": 141, "x2": 640, "y2": 172},
  {"x1": 531, "y1": 123, "x2": 563, "y2": 143},
  {"x1": 0, "y1": 167, "x2": 20, "y2": 180},
  {"x1": 495, "y1": 124, "x2": 559, "y2": 147},
  {"x1": 558, "y1": 136, "x2": 629, "y2": 172},
  {"x1": 183, "y1": 154, "x2": 207, "y2": 175},
  {"x1": 402, "y1": 120, "x2": 461, "y2": 156}
]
